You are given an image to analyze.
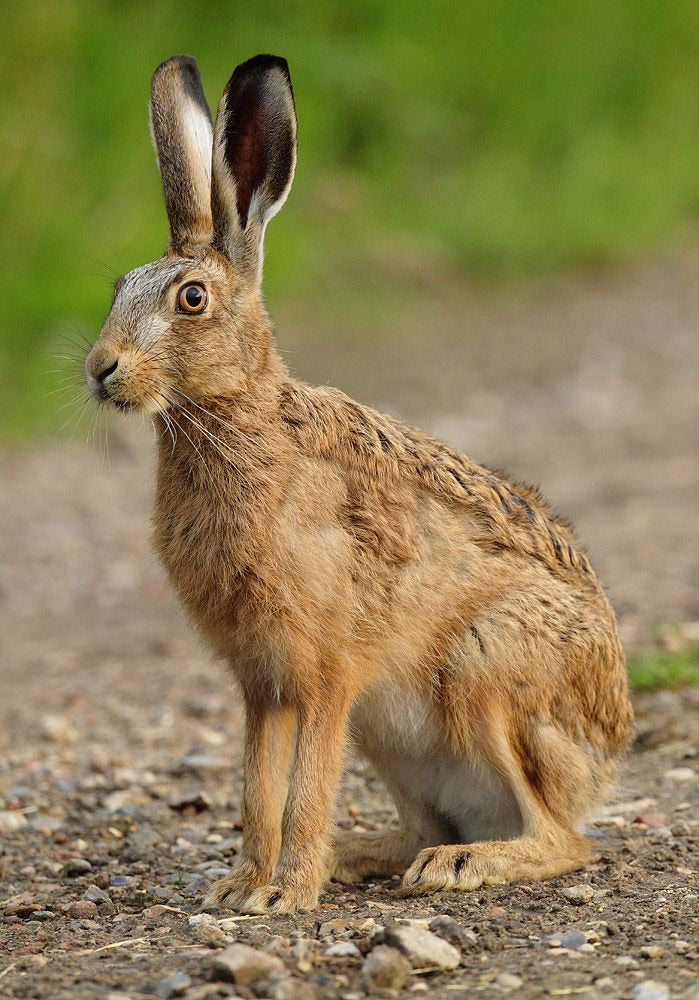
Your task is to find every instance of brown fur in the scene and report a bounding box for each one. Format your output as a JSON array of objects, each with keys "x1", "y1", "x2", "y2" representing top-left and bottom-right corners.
[{"x1": 85, "y1": 53, "x2": 633, "y2": 913}]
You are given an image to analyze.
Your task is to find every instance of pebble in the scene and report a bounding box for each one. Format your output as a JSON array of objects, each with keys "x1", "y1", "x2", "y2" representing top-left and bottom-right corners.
[
  {"x1": 615, "y1": 955, "x2": 640, "y2": 968},
  {"x1": 634, "y1": 812, "x2": 667, "y2": 828},
  {"x1": 142, "y1": 904, "x2": 187, "y2": 923},
  {"x1": 84, "y1": 885, "x2": 114, "y2": 909},
  {"x1": 188, "y1": 912, "x2": 217, "y2": 928},
  {"x1": 632, "y1": 981, "x2": 670, "y2": 1000},
  {"x1": 429, "y1": 914, "x2": 477, "y2": 948},
  {"x1": 0, "y1": 810, "x2": 28, "y2": 833},
  {"x1": 640, "y1": 945, "x2": 664, "y2": 960},
  {"x1": 155, "y1": 972, "x2": 191, "y2": 998},
  {"x1": 383, "y1": 925, "x2": 460, "y2": 970},
  {"x1": 543, "y1": 929, "x2": 588, "y2": 950},
  {"x1": 324, "y1": 942, "x2": 361, "y2": 958},
  {"x1": 109, "y1": 874, "x2": 134, "y2": 887},
  {"x1": 361, "y1": 945, "x2": 412, "y2": 991},
  {"x1": 64, "y1": 858, "x2": 92, "y2": 877},
  {"x1": 209, "y1": 943, "x2": 286, "y2": 987},
  {"x1": 66, "y1": 900, "x2": 98, "y2": 919},
  {"x1": 272, "y1": 978, "x2": 319, "y2": 1000},
  {"x1": 561, "y1": 885, "x2": 594, "y2": 905},
  {"x1": 662, "y1": 767, "x2": 696, "y2": 782},
  {"x1": 178, "y1": 752, "x2": 228, "y2": 771},
  {"x1": 495, "y1": 971, "x2": 524, "y2": 991},
  {"x1": 169, "y1": 789, "x2": 213, "y2": 812}
]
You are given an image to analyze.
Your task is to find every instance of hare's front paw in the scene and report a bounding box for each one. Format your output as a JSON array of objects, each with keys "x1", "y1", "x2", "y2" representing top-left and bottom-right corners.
[
  {"x1": 238, "y1": 882, "x2": 319, "y2": 914},
  {"x1": 202, "y1": 857, "x2": 268, "y2": 910}
]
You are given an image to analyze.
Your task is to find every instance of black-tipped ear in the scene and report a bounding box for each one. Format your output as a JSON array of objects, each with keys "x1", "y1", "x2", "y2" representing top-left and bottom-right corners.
[
  {"x1": 211, "y1": 55, "x2": 297, "y2": 282},
  {"x1": 150, "y1": 55, "x2": 214, "y2": 248}
]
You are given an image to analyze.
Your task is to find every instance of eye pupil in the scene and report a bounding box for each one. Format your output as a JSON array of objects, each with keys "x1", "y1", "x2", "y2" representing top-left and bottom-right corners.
[{"x1": 185, "y1": 286, "x2": 202, "y2": 307}]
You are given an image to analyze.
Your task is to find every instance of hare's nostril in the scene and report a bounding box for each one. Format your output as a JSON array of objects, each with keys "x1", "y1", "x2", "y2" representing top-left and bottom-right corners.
[{"x1": 97, "y1": 359, "x2": 119, "y2": 383}]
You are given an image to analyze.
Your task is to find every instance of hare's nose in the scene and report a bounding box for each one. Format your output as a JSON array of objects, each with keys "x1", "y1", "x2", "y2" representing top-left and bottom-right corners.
[{"x1": 96, "y1": 359, "x2": 119, "y2": 383}]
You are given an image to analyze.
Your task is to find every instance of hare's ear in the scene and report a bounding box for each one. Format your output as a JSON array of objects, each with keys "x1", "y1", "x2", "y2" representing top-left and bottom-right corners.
[
  {"x1": 150, "y1": 55, "x2": 213, "y2": 248},
  {"x1": 211, "y1": 55, "x2": 296, "y2": 284}
]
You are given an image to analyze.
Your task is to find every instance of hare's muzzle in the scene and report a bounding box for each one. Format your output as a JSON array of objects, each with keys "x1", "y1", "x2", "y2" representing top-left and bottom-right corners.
[{"x1": 86, "y1": 350, "x2": 120, "y2": 402}]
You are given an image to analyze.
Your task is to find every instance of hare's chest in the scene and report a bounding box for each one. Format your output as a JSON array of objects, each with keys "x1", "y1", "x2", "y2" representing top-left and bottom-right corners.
[{"x1": 153, "y1": 470, "x2": 247, "y2": 618}]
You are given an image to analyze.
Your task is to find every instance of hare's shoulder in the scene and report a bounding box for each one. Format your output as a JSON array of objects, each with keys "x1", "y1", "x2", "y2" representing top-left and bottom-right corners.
[{"x1": 279, "y1": 380, "x2": 594, "y2": 583}]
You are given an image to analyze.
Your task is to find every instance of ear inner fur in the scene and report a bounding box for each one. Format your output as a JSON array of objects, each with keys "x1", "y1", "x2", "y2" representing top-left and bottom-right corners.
[
  {"x1": 211, "y1": 55, "x2": 297, "y2": 279},
  {"x1": 150, "y1": 55, "x2": 213, "y2": 248}
]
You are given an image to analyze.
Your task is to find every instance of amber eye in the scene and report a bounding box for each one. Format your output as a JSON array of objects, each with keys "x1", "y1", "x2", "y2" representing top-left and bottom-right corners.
[{"x1": 177, "y1": 283, "x2": 207, "y2": 314}]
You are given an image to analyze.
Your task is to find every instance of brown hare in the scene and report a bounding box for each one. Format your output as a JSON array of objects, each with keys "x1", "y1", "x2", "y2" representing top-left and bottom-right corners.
[{"x1": 85, "y1": 54, "x2": 633, "y2": 914}]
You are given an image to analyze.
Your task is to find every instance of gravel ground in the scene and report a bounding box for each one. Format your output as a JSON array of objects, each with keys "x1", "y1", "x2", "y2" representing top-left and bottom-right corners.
[{"x1": 1, "y1": 250, "x2": 698, "y2": 997}]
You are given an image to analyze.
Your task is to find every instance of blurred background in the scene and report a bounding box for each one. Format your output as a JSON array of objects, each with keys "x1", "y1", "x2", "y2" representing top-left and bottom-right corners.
[{"x1": 1, "y1": 0, "x2": 698, "y2": 687}]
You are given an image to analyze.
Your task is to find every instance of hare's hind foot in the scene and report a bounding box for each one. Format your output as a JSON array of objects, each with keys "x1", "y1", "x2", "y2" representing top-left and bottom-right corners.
[
  {"x1": 330, "y1": 828, "x2": 425, "y2": 883},
  {"x1": 399, "y1": 833, "x2": 591, "y2": 897}
]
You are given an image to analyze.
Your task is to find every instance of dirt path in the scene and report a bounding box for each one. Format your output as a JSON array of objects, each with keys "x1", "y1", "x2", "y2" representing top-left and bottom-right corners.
[
  {"x1": 0, "y1": 629, "x2": 697, "y2": 998},
  {"x1": 1, "y1": 249, "x2": 698, "y2": 996}
]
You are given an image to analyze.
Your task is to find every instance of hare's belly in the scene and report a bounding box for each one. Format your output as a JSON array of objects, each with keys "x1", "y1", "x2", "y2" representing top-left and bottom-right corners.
[{"x1": 350, "y1": 682, "x2": 522, "y2": 843}]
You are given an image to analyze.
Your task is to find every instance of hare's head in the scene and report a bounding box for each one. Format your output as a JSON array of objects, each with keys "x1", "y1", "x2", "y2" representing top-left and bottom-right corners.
[{"x1": 86, "y1": 55, "x2": 296, "y2": 412}]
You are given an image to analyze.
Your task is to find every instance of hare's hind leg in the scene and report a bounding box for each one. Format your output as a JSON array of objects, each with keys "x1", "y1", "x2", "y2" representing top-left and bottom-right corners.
[
  {"x1": 329, "y1": 756, "x2": 454, "y2": 884},
  {"x1": 400, "y1": 716, "x2": 601, "y2": 896},
  {"x1": 400, "y1": 830, "x2": 590, "y2": 896},
  {"x1": 330, "y1": 828, "x2": 424, "y2": 883}
]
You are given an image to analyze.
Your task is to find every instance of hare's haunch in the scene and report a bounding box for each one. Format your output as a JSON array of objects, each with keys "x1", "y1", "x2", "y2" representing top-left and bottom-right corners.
[{"x1": 86, "y1": 54, "x2": 632, "y2": 913}]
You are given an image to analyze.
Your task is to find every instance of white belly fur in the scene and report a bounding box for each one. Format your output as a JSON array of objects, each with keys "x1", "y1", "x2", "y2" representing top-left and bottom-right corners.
[{"x1": 350, "y1": 679, "x2": 522, "y2": 844}]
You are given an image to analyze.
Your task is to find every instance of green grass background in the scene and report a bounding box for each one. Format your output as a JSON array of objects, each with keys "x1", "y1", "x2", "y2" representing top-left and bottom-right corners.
[{"x1": 4, "y1": 0, "x2": 699, "y2": 435}]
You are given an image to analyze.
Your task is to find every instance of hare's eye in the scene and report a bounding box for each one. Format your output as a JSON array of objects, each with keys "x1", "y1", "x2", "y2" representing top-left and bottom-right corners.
[{"x1": 178, "y1": 283, "x2": 207, "y2": 314}]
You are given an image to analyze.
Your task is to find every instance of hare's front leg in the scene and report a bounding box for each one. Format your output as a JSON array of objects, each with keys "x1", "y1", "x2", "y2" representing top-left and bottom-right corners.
[
  {"x1": 203, "y1": 695, "x2": 293, "y2": 910},
  {"x1": 240, "y1": 691, "x2": 352, "y2": 913}
]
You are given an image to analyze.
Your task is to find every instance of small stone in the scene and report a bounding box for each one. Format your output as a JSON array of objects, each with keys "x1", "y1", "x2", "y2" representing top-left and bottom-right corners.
[
  {"x1": 272, "y1": 978, "x2": 318, "y2": 1000},
  {"x1": 429, "y1": 915, "x2": 477, "y2": 948},
  {"x1": 126, "y1": 827, "x2": 161, "y2": 851},
  {"x1": 361, "y1": 945, "x2": 412, "y2": 991},
  {"x1": 142, "y1": 905, "x2": 186, "y2": 924},
  {"x1": 593, "y1": 815, "x2": 626, "y2": 828},
  {"x1": 66, "y1": 900, "x2": 98, "y2": 919},
  {"x1": 674, "y1": 940, "x2": 691, "y2": 954},
  {"x1": 662, "y1": 767, "x2": 696, "y2": 782},
  {"x1": 209, "y1": 943, "x2": 286, "y2": 987},
  {"x1": 383, "y1": 925, "x2": 460, "y2": 970},
  {"x1": 178, "y1": 752, "x2": 228, "y2": 771},
  {"x1": 0, "y1": 810, "x2": 28, "y2": 834},
  {"x1": 324, "y1": 942, "x2": 361, "y2": 958},
  {"x1": 189, "y1": 912, "x2": 217, "y2": 928},
  {"x1": 561, "y1": 885, "x2": 594, "y2": 905},
  {"x1": 632, "y1": 981, "x2": 670, "y2": 1000},
  {"x1": 64, "y1": 858, "x2": 92, "y2": 877},
  {"x1": 84, "y1": 886, "x2": 114, "y2": 909},
  {"x1": 155, "y1": 972, "x2": 192, "y2": 998},
  {"x1": 633, "y1": 813, "x2": 667, "y2": 828},
  {"x1": 640, "y1": 945, "x2": 664, "y2": 960},
  {"x1": 169, "y1": 789, "x2": 213, "y2": 812},
  {"x1": 615, "y1": 955, "x2": 640, "y2": 968},
  {"x1": 543, "y1": 929, "x2": 588, "y2": 950},
  {"x1": 578, "y1": 943, "x2": 597, "y2": 954},
  {"x1": 495, "y1": 971, "x2": 523, "y2": 991},
  {"x1": 109, "y1": 875, "x2": 134, "y2": 887}
]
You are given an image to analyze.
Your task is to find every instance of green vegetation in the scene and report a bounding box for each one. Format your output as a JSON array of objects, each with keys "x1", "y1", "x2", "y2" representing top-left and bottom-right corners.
[
  {"x1": 628, "y1": 647, "x2": 699, "y2": 691},
  {"x1": 4, "y1": 1, "x2": 699, "y2": 434}
]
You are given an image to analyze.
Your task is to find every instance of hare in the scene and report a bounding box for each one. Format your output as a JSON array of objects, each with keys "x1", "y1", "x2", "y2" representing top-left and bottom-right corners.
[{"x1": 85, "y1": 53, "x2": 633, "y2": 914}]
